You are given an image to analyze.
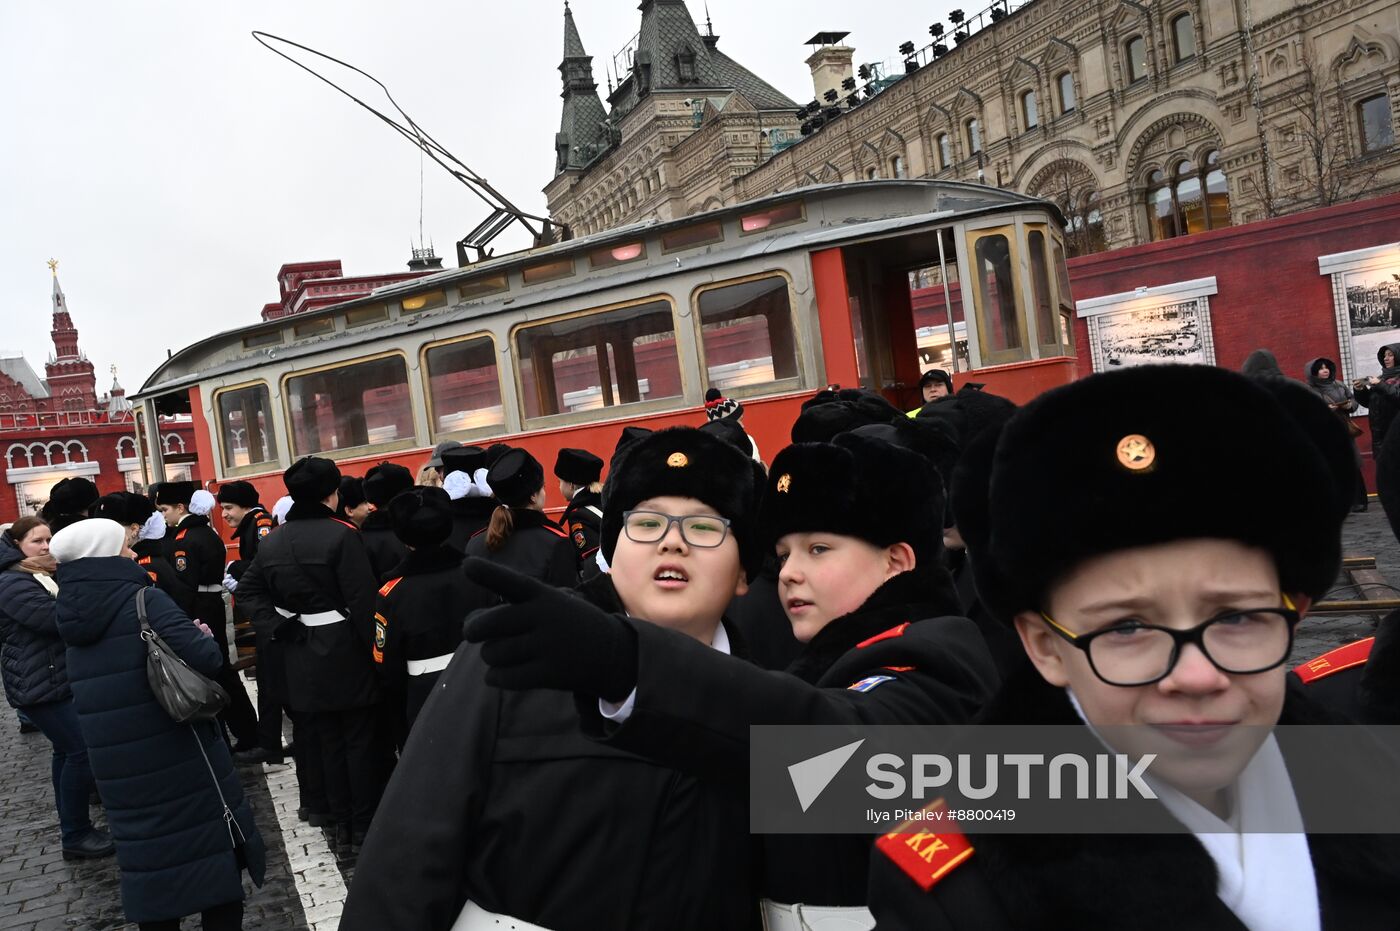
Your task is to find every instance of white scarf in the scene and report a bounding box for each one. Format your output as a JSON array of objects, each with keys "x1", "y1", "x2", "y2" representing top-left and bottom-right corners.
[{"x1": 1067, "y1": 691, "x2": 1320, "y2": 931}]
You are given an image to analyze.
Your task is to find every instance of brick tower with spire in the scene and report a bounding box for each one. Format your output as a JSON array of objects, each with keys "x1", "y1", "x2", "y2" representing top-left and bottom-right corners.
[{"x1": 43, "y1": 262, "x2": 97, "y2": 411}]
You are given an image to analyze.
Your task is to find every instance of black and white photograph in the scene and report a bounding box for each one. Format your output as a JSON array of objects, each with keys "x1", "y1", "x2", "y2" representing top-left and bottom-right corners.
[
  {"x1": 1092, "y1": 300, "x2": 1210, "y2": 369},
  {"x1": 1344, "y1": 263, "x2": 1400, "y2": 374}
]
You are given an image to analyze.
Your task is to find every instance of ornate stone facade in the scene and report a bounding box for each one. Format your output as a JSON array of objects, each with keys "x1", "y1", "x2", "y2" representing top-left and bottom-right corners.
[{"x1": 547, "y1": 0, "x2": 1400, "y2": 252}]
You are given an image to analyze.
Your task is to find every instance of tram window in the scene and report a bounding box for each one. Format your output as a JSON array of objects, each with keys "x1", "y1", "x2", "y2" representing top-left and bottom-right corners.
[
  {"x1": 459, "y1": 274, "x2": 509, "y2": 301},
  {"x1": 424, "y1": 335, "x2": 505, "y2": 435},
  {"x1": 589, "y1": 241, "x2": 648, "y2": 270},
  {"x1": 740, "y1": 201, "x2": 804, "y2": 234},
  {"x1": 216, "y1": 383, "x2": 278, "y2": 470},
  {"x1": 522, "y1": 257, "x2": 575, "y2": 285},
  {"x1": 661, "y1": 219, "x2": 724, "y2": 253},
  {"x1": 910, "y1": 242, "x2": 969, "y2": 375},
  {"x1": 973, "y1": 233, "x2": 1023, "y2": 355},
  {"x1": 293, "y1": 317, "x2": 335, "y2": 339},
  {"x1": 401, "y1": 290, "x2": 447, "y2": 313},
  {"x1": 697, "y1": 275, "x2": 799, "y2": 390},
  {"x1": 1053, "y1": 238, "x2": 1076, "y2": 352},
  {"x1": 242, "y1": 330, "x2": 283, "y2": 350},
  {"x1": 515, "y1": 300, "x2": 682, "y2": 419},
  {"x1": 345, "y1": 304, "x2": 388, "y2": 328},
  {"x1": 286, "y1": 354, "x2": 415, "y2": 455},
  {"x1": 1028, "y1": 230, "x2": 1057, "y2": 351}
]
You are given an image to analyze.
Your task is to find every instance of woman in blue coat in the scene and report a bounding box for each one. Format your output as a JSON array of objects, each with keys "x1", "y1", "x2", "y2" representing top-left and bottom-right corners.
[
  {"x1": 0, "y1": 516, "x2": 113, "y2": 860},
  {"x1": 51, "y1": 519, "x2": 265, "y2": 931}
]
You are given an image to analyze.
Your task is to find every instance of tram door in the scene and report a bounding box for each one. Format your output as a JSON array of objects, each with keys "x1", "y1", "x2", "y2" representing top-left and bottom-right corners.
[{"x1": 840, "y1": 227, "x2": 963, "y2": 411}]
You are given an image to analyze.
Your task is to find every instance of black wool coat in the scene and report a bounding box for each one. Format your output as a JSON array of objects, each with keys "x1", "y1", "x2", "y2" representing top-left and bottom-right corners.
[
  {"x1": 226, "y1": 506, "x2": 273, "y2": 580},
  {"x1": 359, "y1": 509, "x2": 408, "y2": 584},
  {"x1": 0, "y1": 532, "x2": 68, "y2": 709},
  {"x1": 446, "y1": 496, "x2": 498, "y2": 554},
  {"x1": 233, "y1": 502, "x2": 380, "y2": 712},
  {"x1": 371, "y1": 545, "x2": 488, "y2": 728},
  {"x1": 54, "y1": 556, "x2": 265, "y2": 924},
  {"x1": 163, "y1": 514, "x2": 226, "y2": 629},
  {"x1": 463, "y1": 507, "x2": 579, "y2": 588},
  {"x1": 340, "y1": 573, "x2": 759, "y2": 931},
  {"x1": 577, "y1": 566, "x2": 1000, "y2": 908},
  {"x1": 132, "y1": 538, "x2": 191, "y2": 609},
  {"x1": 868, "y1": 667, "x2": 1400, "y2": 931}
]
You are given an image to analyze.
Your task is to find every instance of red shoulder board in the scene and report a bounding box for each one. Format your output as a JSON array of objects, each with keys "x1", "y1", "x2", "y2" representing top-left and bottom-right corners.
[
  {"x1": 332, "y1": 518, "x2": 358, "y2": 531},
  {"x1": 875, "y1": 799, "x2": 974, "y2": 891},
  {"x1": 175, "y1": 529, "x2": 188, "y2": 541},
  {"x1": 542, "y1": 524, "x2": 569, "y2": 539},
  {"x1": 137, "y1": 556, "x2": 152, "y2": 566},
  {"x1": 858, "y1": 622, "x2": 911, "y2": 649},
  {"x1": 1294, "y1": 637, "x2": 1375, "y2": 684},
  {"x1": 378, "y1": 577, "x2": 404, "y2": 598}
]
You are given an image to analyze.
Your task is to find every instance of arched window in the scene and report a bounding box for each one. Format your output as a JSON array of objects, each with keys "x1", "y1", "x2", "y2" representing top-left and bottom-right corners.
[
  {"x1": 1171, "y1": 14, "x2": 1195, "y2": 62},
  {"x1": 1358, "y1": 94, "x2": 1396, "y2": 154},
  {"x1": 891, "y1": 155, "x2": 908, "y2": 178},
  {"x1": 937, "y1": 133, "x2": 952, "y2": 170},
  {"x1": 1057, "y1": 72, "x2": 1076, "y2": 113},
  {"x1": 866, "y1": 166, "x2": 879, "y2": 180},
  {"x1": 1146, "y1": 150, "x2": 1231, "y2": 241},
  {"x1": 965, "y1": 118, "x2": 982, "y2": 155},
  {"x1": 1021, "y1": 90, "x2": 1039, "y2": 130},
  {"x1": 1125, "y1": 36, "x2": 1148, "y2": 83}
]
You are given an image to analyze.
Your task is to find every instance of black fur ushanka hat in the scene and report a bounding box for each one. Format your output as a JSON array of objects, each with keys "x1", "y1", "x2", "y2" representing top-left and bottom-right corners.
[
  {"x1": 760, "y1": 432, "x2": 943, "y2": 565},
  {"x1": 601, "y1": 426, "x2": 760, "y2": 575},
  {"x1": 954, "y1": 365, "x2": 1349, "y2": 622}
]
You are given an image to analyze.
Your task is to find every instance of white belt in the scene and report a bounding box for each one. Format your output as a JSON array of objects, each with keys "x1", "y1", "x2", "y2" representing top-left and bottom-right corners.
[
  {"x1": 451, "y1": 900, "x2": 553, "y2": 931},
  {"x1": 274, "y1": 606, "x2": 346, "y2": 627},
  {"x1": 405, "y1": 652, "x2": 454, "y2": 676},
  {"x1": 197, "y1": 584, "x2": 224, "y2": 593},
  {"x1": 761, "y1": 900, "x2": 874, "y2": 931}
]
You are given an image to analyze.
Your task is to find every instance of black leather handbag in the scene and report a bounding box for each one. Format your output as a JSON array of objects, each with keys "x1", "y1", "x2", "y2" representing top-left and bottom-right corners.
[{"x1": 135, "y1": 588, "x2": 229, "y2": 723}]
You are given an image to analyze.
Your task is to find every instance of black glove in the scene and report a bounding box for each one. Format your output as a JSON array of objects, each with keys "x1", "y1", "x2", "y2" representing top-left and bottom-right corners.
[{"x1": 462, "y1": 558, "x2": 638, "y2": 700}]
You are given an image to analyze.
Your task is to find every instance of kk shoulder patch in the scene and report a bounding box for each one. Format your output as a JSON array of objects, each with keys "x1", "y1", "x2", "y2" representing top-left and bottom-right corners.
[
  {"x1": 1293, "y1": 637, "x2": 1375, "y2": 684},
  {"x1": 848, "y1": 675, "x2": 896, "y2": 692},
  {"x1": 875, "y1": 800, "x2": 974, "y2": 891},
  {"x1": 378, "y1": 577, "x2": 404, "y2": 598}
]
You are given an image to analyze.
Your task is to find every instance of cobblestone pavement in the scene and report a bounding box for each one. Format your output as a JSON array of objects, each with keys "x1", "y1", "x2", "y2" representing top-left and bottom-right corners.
[{"x1": 2, "y1": 505, "x2": 1396, "y2": 928}]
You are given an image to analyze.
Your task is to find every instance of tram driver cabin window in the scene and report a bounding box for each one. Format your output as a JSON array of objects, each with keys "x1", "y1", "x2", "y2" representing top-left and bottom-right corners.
[
  {"x1": 974, "y1": 234, "x2": 1024, "y2": 358},
  {"x1": 286, "y1": 355, "x2": 414, "y2": 455},
  {"x1": 698, "y1": 276, "x2": 799, "y2": 391},
  {"x1": 217, "y1": 383, "x2": 278, "y2": 469},
  {"x1": 515, "y1": 300, "x2": 683, "y2": 419}
]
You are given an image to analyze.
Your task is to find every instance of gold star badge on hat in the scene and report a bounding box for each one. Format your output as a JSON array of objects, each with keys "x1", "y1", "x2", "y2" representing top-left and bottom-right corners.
[
  {"x1": 776, "y1": 473, "x2": 792, "y2": 493},
  {"x1": 1117, "y1": 434, "x2": 1156, "y2": 472},
  {"x1": 667, "y1": 452, "x2": 689, "y2": 468}
]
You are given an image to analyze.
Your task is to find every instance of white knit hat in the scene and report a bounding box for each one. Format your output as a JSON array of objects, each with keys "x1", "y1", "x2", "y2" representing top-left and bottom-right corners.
[{"x1": 50, "y1": 518, "x2": 126, "y2": 563}]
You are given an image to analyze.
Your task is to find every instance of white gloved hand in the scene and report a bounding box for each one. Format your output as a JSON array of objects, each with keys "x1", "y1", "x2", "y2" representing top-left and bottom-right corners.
[{"x1": 222, "y1": 574, "x2": 238, "y2": 594}]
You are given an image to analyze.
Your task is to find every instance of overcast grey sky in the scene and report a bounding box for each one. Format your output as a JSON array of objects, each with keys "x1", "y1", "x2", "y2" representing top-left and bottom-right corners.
[{"x1": 1, "y1": 1, "x2": 950, "y2": 393}]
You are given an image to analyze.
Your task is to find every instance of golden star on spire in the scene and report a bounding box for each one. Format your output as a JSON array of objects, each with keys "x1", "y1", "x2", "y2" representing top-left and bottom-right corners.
[{"x1": 46, "y1": 258, "x2": 59, "y2": 276}]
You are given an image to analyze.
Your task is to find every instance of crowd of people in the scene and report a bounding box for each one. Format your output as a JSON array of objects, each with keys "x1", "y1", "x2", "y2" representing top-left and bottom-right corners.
[{"x1": 1, "y1": 362, "x2": 1397, "y2": 929}]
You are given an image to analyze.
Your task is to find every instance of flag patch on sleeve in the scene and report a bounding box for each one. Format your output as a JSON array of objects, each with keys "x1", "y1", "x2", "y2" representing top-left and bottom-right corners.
[{"x1": 848, "y1": 674, "x2": 895, "y2": 692}]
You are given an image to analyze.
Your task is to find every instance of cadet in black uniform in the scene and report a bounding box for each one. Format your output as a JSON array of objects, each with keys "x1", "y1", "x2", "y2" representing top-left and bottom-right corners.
[
  {"x1": 554, "y1": 447, "x2": 604, "y2": 579},
  {"x1": 360, "y1": 462, "x2": 413, "y2": 582},
  {"x1": 234, "y1": 457, "x2": 384, "y2": 850},
  {"x1": 464, "y1": 448, "x2": 577, "y2": 587},
  {"x1": 40, "y1": 476, "x2": 99, "y2": 533},
  {"x1": 217, "y1": 481, "x2": 285, "y2": 766},
  {"x1": 868, "y1": 365, "x2": 1400, "y2": 930},
  {"x1": 155, "y1": 481, "x2": 259, "y2": 752},
  {"x1": 336, "y1": 475, "x2": 370, "y2": 527},
  {"x1": 440, "y1": 446, "x2": 497, "y2": 552},
  {"x1": 465, "y1": 431, "x2": 998, "y2": 928},
  {"x1": 370, "y1": 487, "x2": 480, "y2": 730},
  {"x1": 343, "y1": 427, "x2": 760, "y2": 931}
]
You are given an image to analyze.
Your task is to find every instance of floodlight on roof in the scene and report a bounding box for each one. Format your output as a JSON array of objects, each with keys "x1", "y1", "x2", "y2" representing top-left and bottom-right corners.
[{"x1": 899, "y1": 40, "x2": 916, "y2": 56}]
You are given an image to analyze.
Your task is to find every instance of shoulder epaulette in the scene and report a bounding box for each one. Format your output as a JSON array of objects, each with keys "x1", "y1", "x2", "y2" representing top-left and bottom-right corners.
[
  {"x1": 874, "y1": 799, "x2": 974, "y2": 891},
  {"x1": 175, "y1": 529, "x2": 187, "y2": 541},
  {"x1": 542, "y1": 524, "x2": 569, "y2": 539},
  {"x1": 378, "y1": 577, "x2": 404, "y2": 598},
  {"x1": 1294, "y1": 637, "x2": 1375, "y2": 684},
  {"x1": 858, "y1": 622, "x2": 911, "y2": 649},
  {"x1": 332, "y1": 517, "x2": 358, "y2": 531}
]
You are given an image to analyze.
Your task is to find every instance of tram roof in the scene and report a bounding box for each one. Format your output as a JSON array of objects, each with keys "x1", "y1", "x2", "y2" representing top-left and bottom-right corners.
[{"x1": 135, "y1": 180, "x2": 1059, "y2": 400}]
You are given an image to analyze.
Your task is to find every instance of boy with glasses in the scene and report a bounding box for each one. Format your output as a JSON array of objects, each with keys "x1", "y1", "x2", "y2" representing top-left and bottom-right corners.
[{"x1": 869, "y1": 364, "x2": 1400, "y2": 930}]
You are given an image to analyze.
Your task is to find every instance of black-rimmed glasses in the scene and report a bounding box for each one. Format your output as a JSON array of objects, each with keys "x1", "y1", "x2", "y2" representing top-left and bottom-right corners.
[
  {"x1": 1040, "y1": 597, "x2": 1301, "y2": 686},
  {"x1": 622, "y1": 510, "x2": 731, "y2": 548}
]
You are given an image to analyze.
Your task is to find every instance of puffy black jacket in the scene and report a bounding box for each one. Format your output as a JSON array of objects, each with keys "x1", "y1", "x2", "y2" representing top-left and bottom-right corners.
[
  {"x1": 0, "y1": 531, "x2": 69, "y2": 708},
  {"x1": 55, "y1": 555, "x2": 265, "y2": 923}
]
